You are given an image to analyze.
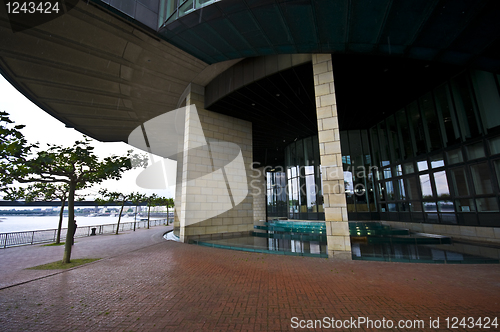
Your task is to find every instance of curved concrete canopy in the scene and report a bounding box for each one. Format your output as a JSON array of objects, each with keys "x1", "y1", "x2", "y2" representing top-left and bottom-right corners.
[
  {"x1": 0, "y1": 1, "x2": 240, "y2": 142},
  {"x1": 160, "y1": 0, "x2": 500, "y2": 72}
]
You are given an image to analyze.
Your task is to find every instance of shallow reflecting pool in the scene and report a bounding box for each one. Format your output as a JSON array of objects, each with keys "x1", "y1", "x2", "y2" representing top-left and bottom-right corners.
[{"x1": 183, "y1": 220, "x2": 500, "y2": 264}]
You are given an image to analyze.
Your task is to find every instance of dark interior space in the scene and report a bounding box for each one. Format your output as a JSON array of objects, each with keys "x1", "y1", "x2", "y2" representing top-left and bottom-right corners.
[{"x1": 208, "y1": 54, "x2": 464, "y2": 167}]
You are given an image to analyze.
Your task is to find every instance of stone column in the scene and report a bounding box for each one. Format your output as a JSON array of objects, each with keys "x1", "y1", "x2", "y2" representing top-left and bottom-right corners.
[
  {"x1": 177, "y1": 84, "x2": 254, "y2": 242},
  {"x1": 312, "y1": 54, "x2": 351, "y2": 259}
]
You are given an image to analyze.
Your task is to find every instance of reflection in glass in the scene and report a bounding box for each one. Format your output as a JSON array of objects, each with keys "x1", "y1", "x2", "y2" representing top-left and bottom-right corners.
[
  {"x1": 396, "y1": 109, "x2": 414, "y2": 159},
  {"x1": 476, "y1": 197, "x2": 499, "y2": 212},
  {"x1": 417, "y1": 160, "x2": 428, "y2": 172},
  {"x1": 451, "y1": 73, "x2": 481, "y2": 140},
  {"x1": 395, "y1": 165, "x2": 403, "y2": 176},
  {"x1": 495, "y1": 160, "x2": 500, "y2": 189},
  {"x1": 430, "y1": 154, "x2": 445, "y2": 168},
  {"x1": 385, "y1": 181, "x2": 395, "y2": 201},
  {"x1": 423, "y1": 201, "x2": 437, "y2": 212},
  {"x1": 404, "y1": 162, "x2": 415, "y2": 174},
  {"x1": 388, "y1": 203, "x2": 397, "y2": 212},
  {"x1": 466, "y1": 142, "x2": 485, "y2": 160},
  {"x1": 419, "y1": 174, "x2": 433, "y2": 199},
  {"x1": 470, "y1": 162, "x2": 494, "y2": 194},
  {"x1": 383, "y1": 167, "x2": 392, "y2": 179},
  {"x1": 420, "y1": 92, "x2": 442, "y2": 151},
  {"x1": 446, "y1": 148, "x2": 464, "y2": 164},
  {"x1": 437, "y1": 200, "x2": 454, "y2": 212},
  {"x1": 410, "y1": 201, "x2": 423, "y2": 212},
  {"x1": 470, "y1": 70, "x2": 500, "y2": 132},
  {"x1": 434, "y1": 171, "x2": 450, "y2": 198},
  {"x1": 398, "y1": 179, "x2": 406, "y2": 200},
  {"x1": 407, "y1": 101, "x2": 427, "y2": 155},
  {"x1": 406, "y1": 177, "x2": 419, "y2": 200},
  {"x1": 434, "y1": 83, "x2": 460, "y2": 146},
  {"x1": 449, "y1": 168, "x2": 470, "y2": 196},
  {"x1": 456, "y1": 198, "x2": 475, "y2": 212},
  {"x1": 489, "y1": 136, "x2": 500, "y2": 155}
]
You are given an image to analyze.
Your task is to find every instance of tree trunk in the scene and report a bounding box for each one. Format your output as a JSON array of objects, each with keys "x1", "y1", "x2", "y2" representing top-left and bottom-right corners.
[
  {"x1": 166, "y1": 205, "x2": 169, "y2": 225},
  {"x1": 56, "y1": 198, "x2": 66, "y2": 243},
  {"x1": 147, "y1": 204, "x2": 151, "y2": 229},
  {"x1": 115, "y1": 200, "x2": 125, "y2": 235},
  {"x1": 62, "y1": 181, "x2": 76, "y2": 264}
]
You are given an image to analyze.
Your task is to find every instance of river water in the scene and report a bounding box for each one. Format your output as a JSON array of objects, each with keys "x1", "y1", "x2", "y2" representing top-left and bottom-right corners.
[{"x1": 0, "y1": 215, "x2": 141, "y2": 233}]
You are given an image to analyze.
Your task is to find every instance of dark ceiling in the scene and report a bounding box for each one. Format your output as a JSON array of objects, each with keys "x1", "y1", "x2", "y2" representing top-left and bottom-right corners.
[
  {"x1": 159, "y1": 0, "x2": 500, "y2": 73},
  {"x1": 208, "y1": 54, "x2": 463, "y2": 166}
]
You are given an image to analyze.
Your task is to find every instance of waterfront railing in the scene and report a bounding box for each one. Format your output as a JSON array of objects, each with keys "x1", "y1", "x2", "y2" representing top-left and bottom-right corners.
[{"x1": 0, "y1": 218, "x2": 172, "y2": 249}]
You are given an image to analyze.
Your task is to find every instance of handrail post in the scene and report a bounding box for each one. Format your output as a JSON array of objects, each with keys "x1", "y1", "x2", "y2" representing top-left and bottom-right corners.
[
  {"x1": 31, "y1": 231, "x2": 35, "y2": 245},
  {"x1": 4, "y1": 233, "x2": 7, "y2": 248}
]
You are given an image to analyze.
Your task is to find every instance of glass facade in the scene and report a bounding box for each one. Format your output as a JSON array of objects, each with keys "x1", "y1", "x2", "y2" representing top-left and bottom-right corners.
[
  {"x1": 266, "y1": 70, "x2": 500, "y2": 228},
  {"x1": 369, "y1": 70, "x2": 500, "y2": 227},
  {"x1": 159, "y1": 0, "x2": 220, "y2": 27}
]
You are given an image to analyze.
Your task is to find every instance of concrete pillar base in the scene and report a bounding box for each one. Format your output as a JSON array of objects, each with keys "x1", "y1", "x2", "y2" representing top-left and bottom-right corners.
[{"x1": 328, "y1": 250, "x2": 352, "y2": 260}]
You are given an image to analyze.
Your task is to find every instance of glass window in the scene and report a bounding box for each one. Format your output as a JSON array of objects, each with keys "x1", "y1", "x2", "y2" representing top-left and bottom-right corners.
[
  {"x1": 178, "y1": 0, "x2": 194, "y2": 17},
  {"x1": 446, "y1": 148, "x2": 464, "y2": 164},
  {"x1": 398, "y1": 178, "x2": 406, "y2": 200},
  {"x1": 449, "y1": 168, "x2": 470, "y2": 196},
  {"x1": 419, "y1": 92, "x2": 442, "y2": 151},
  {"x1": 419, "y1": 174, "x2": 433, "y2": 199},
  {"x1": 466, "y1": 142, "x2": 485, "y2": 160},
  {"x1": 470, "y1": 70, "x2": 500, "y2": 133},
  {"x1": 476, "y1": 197, "x2": 499, "y2": 212},
  {"x1": 430, "y1": 154, "x2": 445, "y2": 168},
  {"x1": 410, "y1": 201, "x2": 423, "y2": 212},
  {"x1": 451, "y1": 73, "x2": 482, "y2": 139},
  {"x1": 395, "y1": 165, "x2": 403, "y2": 177},
  {"x1": 406, "y1": 177, "x2": 419, "y2": 200},
  {"x1": 407, "y1": 101, "x2": 426, "y2": 155},
  {"x1": 385, "y1": 181, "x2": 395, "y2": 201},
  {"x1": 495, "y1": 160, "x2": 500, "y2": 188},
  {"x1": 470, "y1": 162, "x2": 494, "y2": 195},
  {"x1": 378, "y1": 122, "x2": 390, "y2": 165},
  {"x1": 396, "y1": 109, "x2": 414, "y2": 160},
  {"x1": 369, "y1": 127, "x2": 381, "y2": 168},
  {"x1": 434, "y1": 83, "x2": 460, "y2": 146},
  {"x1": 383, "y1": 167, "x2": 392, "y2": 179},
  {"x1": 417, "y1": 160, "x2": 428, "y2": 172},
  {"x1": 387, "y1": 203, "x2": 397, "y2": 212},
  {"x1": 489, "y1": 136, "x2": 500, "y2": 155},
  {"x1": 423, "y1": 201, "x2": 437, "y2": 212},
  {"x1": 437, "y1": 200, "x2": 454, "y2": 213},
  {"x1": 387, "y1": 115, "x2": 400, "y2": 161},
  {"x1": 456, "y1": 198, "x2": 475, "y2": 212},
  {"x1": 404, "y1": 162, "x2": 415, "y2": 174},
  {"x1": 434, "y1": 171, "x2": 450, "y2": 198}
]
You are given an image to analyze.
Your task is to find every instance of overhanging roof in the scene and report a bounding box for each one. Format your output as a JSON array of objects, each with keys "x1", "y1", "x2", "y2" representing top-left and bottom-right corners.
[{"x1": 160, "y1": 0, "x2": 500, "y2": 72}]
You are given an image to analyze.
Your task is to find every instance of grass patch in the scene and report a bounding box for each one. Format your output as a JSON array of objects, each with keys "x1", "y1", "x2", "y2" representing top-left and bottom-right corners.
[
  {"x1": 27, "y1": 258, "x2": 101, "y2": 270},
  {"x1": 42, "y1": 242, "x2": 65, "y2": 246}
]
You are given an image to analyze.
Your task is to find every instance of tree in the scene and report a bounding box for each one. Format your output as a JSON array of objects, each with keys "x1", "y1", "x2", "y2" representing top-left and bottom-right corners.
[
  {"x1": 2, "y1": 183, "x2": 85, "y2": 243},
  {"x1": 153, "y1": 196, "x2": 174, "y2": 225},
  {"x1": 145, "y1": 193, "x2": 159, "y2": 229},
  {"x1": 96, "y1": 189, "x2": 138, "y2": 235},
  {"x1": 0, "y1": 113, "x2": 146, "y2": 263},
  {"x1": 129, "y1": 192, "x2": 146, "y2": 230}
]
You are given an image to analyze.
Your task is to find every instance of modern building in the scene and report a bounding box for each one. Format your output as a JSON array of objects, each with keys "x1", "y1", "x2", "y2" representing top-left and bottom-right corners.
[{"x1": 1, "y1": 0, "x2": 500, "y2": 258}]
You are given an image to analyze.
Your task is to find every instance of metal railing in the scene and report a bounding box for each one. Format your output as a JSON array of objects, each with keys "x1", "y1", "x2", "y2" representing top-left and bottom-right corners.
[{"x1": 0, "y1": 218, "x2": 172, "y2": 249}]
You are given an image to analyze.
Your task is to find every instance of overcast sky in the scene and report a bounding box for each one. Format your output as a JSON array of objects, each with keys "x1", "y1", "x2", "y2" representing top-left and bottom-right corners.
[{"x1": 0, "y1": 76, "x2": 176, "y2": 201}]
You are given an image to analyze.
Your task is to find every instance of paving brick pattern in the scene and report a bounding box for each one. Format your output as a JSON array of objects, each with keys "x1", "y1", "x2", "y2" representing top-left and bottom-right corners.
[{"x1": 0, "y1": 227, "x2": 499, "y2": 331}]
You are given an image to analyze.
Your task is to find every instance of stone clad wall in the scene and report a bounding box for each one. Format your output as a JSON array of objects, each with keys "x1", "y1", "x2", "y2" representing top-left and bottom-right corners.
[
  {"x1": 312, "y1": 54, "x2": 351, "y2": 258},
  {"x1": 177, "y1": 84, "x2": 254, "y2": 241}
]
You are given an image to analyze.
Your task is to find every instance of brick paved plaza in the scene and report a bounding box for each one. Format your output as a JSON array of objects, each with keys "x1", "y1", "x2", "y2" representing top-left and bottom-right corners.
[{"x1": 0, "y1": 227, "x2": 499, "y2": 331}]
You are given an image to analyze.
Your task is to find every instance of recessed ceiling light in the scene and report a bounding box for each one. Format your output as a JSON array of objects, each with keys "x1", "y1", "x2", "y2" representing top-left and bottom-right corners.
[
  {"x1": 276, "y1": 94, "x2": 280, "y2": 97},
  {"x1": 251, "y1": 103, "x2": 255, "y2": 106}
]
